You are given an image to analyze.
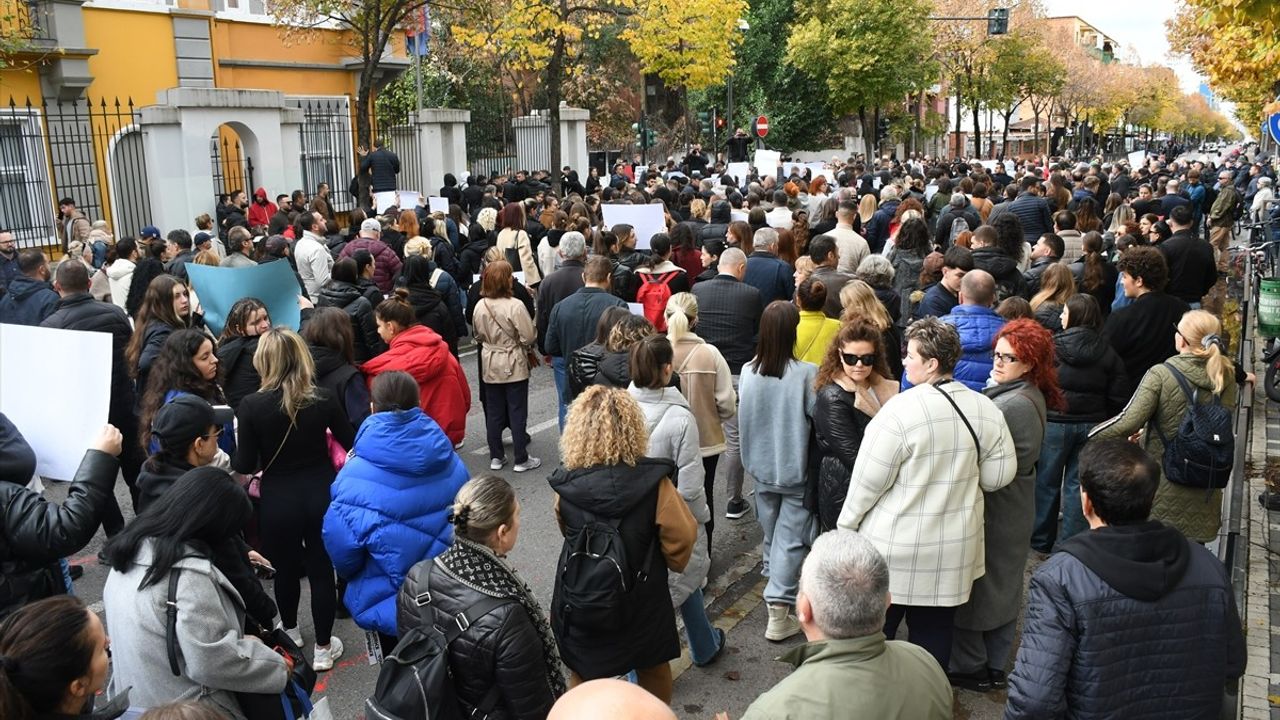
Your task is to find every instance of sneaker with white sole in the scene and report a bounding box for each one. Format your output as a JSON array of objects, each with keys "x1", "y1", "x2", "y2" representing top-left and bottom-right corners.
[
  {"x1": 490, "y1": 458, "x2": 505, "y2": 471},
  {"x1": 513, "y1": 457, "x2": 542, "y2": 473},
  {"x1": 765, "y1": 603, "x2": 802, "y2": 642},
  {"x1": 313, "y1": 636, "x2": 344, "y2": 672},
  {"x1": 724, "y1": 498, "x2": 750, "y2": 519},
  {"x1": 284, "y1": 626, "x2": 303, "y2": 648}
]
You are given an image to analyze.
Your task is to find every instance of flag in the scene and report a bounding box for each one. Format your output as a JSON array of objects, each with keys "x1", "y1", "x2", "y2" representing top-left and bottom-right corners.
[{"x1": 405, "y1": 6, "x2": 430, "y2": 57}]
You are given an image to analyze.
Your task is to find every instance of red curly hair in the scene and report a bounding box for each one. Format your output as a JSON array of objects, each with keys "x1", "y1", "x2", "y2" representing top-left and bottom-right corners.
[{"x1": 994, "y1": 318, "x2": 1065, "y2": 411}]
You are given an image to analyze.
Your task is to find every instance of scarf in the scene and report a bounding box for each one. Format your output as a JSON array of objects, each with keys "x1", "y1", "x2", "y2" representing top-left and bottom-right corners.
[{"x1": 435, "y1": 537, "x2": 567, "y2": 697}]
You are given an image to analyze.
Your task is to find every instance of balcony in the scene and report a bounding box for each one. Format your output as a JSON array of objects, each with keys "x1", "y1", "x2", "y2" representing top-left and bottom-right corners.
[{"x1": 0, "y1": 0, "x2": 54, "y2": 47}]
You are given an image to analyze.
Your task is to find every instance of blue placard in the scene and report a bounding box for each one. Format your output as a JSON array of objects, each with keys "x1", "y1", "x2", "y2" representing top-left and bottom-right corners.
[
  {"x1": 1268, "y1": 113, "x2": 1280, "y2": 145},
  {"x1": 185, "y1": 261, "x2": 303, "y2": 336}
]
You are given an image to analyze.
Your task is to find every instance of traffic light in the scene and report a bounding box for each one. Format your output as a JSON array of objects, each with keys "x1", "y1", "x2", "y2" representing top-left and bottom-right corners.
[
  {"x1": 876, "y1": 118, "x2": 891, "y2": 142},
  {"x1": 698, "y1": 110, "x2": 713, "y2": 137},
  {"x1": 647, "y1": 128, "x2": 658, "y2": 147},
  {"x1": 632, "y1": 120, "x2": 646, "y2": 148},
  {"x1": 987, "y1": 7, "x2": 1009, "y2": 35},
  {"x1": 716, "y1": 116, "x2": 727, "y2": 131}
]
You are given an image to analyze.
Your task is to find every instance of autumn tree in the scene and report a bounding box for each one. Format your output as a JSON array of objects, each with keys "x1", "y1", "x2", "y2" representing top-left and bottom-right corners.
[
  {"x1": 986, "y1": 32, "x2": 1063, "y2": 158},
  {"x1": 623, "y1": 0, "x2": 745, "y2": 92},
  {"x1": 787, "y1": 0, "x2": 938, "y2": 153},
  {"x1": 1168, "y1": 0, "x2": 1280, "y2": 131}
]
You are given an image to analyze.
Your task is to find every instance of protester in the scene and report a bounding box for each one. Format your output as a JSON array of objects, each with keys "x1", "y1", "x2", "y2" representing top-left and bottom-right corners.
[
  {"x1": 397, "y1": 254, "x2": 459, "y2": 354},
  {"x1": 838, "y1": 317, "x2": 1016, "y2": 669},
  {"x1": 300, "y1": 306, "x2": 372, "y2": 431},
  {"x1": 838, "y1": 279, "x2": 904, "y2": 380},
  {"x1": 363, "y1": 291, "x2": 471, "y2": 446},
  {"x1": 740, "y1": 530, "x2": 952, "y2": 720},
  {"x1": 125, "y1": 275, "x2": 206, "y2": 394},
  {"x1": 739, "y1": 301, "x2": 818, "y2": 641},
  {"x1": 102, "y1": 468, "x2": 290, "y2": 715},
  {"x1": 316, "y1": 258, "x2": 385, "y2": 362},
  {"x1": 951, "y1": 319, "x2": 1058, "y2": 692},
  {"x1": 548, "y1": 386, "x2": 697, "y2": 702},
  {"x1": 215, "y1": 298, "x2": 270, "y2": 409},
  {"x1": 0, "y1": 595, "x2": 121, "y2": 719},
  {"x1": 1005, "y1": 440, "x2": 1245, "y2": 718},
  {"x1": 1090, "y1": 310, "x2": 1237, "y2": 543},
  {"x1": 0, "y1": 417, "x2": 121, "y2": 619},
  {"x1": 232, "y1": 327, "x2": 355, "y2": 670},
  {"x1": 323, "y1": 370, "x2": 468, "y2": 651},
  {"x1": 472, "y1": 260, "x2": 541, "y2": 472},
  {"x1": 1102, "y1": 246, "x2": 1190, "y2": 398},
  {"x1": 0, "y1": 249, "x2": 58, "y2": 325},
  {"x1": 812, "y1": 321, "x2": 898, "y2": 530},
  {"x1": 1028, "y1": 263, "x2": 1076, "y2": 332},
  {"x1": 794, "y1": 276, "x2": 841, "y2": 365}
]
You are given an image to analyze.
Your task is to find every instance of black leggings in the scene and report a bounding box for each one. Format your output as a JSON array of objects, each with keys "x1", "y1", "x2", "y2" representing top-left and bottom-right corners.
[
  {"x1": 259, "y1": 469, "x2": 337, "y2": 645},
  {"x1": 702, "y1": 454, "x2": 720, "y2": 551},
  {"x1": 883, "y1": 604, "x2": 957, "y2": 670}
]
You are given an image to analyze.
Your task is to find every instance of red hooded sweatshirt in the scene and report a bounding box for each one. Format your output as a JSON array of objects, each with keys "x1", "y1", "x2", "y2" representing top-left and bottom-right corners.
[
  {"x1": 362, "y1": 324, "x2": 471, "y2": 443},
  {"x1": 247, "y1": 187, "x2": 277, "y2": 230}
]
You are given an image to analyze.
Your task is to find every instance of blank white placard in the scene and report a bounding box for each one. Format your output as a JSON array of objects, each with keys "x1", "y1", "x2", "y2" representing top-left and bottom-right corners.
[{"x1": 601, "y1": 203, "x2": 666, "y2": 250}]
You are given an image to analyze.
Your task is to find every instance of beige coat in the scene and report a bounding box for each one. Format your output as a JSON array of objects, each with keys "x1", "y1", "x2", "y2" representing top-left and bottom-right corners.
[
  {"x1": 472, "y1": 296, "x2": 536, "y2": 384},
  {"x1": 671, "y1": 334, "x2": 736, "y2": 456},
  {"x1": 496, "y1": 229, "x2": 542, "y2": 285}
]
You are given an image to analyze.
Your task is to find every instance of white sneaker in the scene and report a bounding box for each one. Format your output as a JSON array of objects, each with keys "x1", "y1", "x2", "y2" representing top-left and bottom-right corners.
[
  {"x1": 453, "y1": 439, "x2": 465, "y2": 450},
  {"x1": 489, "y1": 458, "x2": 505, "y2": 471},
  {"x1": 513, "y1": 457, "x2": 542, "y2": 473},
  {"x1": 284, "y1": 626, "x2": 303, "y2": 648},
  {"x1": 765, "y1": 603, "x2": 802, "y2": 642},
  {"x1": 313, "y1": 636, "x2": 344, "y2": 672}
]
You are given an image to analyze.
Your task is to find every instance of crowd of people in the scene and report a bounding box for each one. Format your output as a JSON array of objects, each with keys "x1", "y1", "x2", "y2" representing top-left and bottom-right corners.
[{"x1": 0, "y1": 139, "x2": 1265, "y2": 719}]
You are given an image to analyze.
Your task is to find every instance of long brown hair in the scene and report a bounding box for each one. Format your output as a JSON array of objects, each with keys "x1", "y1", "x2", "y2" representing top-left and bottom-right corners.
[
  {"x1": 751, "y1": 300, "x2": 800, "y2": 378},
  {"x1": 126, "y1": 275, "x2": 189, "y2": 377}
]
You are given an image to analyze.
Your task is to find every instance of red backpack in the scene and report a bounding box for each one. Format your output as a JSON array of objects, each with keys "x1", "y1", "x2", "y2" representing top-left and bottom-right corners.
[{"x1": 636, "y1": 271, "x2": 680, "y2": 331}]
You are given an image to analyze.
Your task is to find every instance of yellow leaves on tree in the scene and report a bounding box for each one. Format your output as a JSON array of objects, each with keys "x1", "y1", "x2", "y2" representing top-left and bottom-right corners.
[
  {"x1": 621, "y1": 0, "x2": 746, "y2": 91},
  {"x1": 1167, "y1": 0, "x2": 1280, "y2": 127}
]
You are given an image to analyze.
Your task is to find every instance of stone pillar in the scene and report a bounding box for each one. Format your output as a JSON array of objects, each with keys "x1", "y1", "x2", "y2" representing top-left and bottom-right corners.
[
  {"x1": 513, "y1": 113, "x2": 550, "y2": 173},
  {"x1": 170, "y1": 9, "x2": 214, "y2": 88},
  {"x1": 39, "y1": 0, "x2": 94, "y2": 100},
  {"x1": 558, "y1": 106, "x2": 590, "y2": 175},
  {"x1": 416, "y1": 108, "x2": 470, "y2": 193}
]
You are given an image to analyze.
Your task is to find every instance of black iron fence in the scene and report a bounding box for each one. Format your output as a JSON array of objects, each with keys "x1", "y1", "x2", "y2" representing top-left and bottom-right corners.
[
  {"x1": 375, "y1": 107, "x2": 423, "y2": 196},
  {"x1": 292, "y1": 96, "x2": 356, "y2": 212},
  {"x1": 0, "y1": 0, "x2": 52, "y2": 43},
  {"x1": 0, "y1": 95, "x2": 151, "y2": 254},
  {"x1": 468, "y1": 100, "x2": 519, "y2": 179},
  {"x1": 210, "y1": 132, "x2": 254, "y2": 202}
]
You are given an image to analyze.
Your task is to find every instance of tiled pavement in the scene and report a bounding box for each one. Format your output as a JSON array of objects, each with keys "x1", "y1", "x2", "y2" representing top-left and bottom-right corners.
[{"x1": 1243, "y1": 379, "x2": 1277, "y2": 719}]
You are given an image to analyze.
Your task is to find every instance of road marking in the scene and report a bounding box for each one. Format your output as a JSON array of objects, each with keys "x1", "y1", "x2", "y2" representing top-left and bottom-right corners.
[
  {"x1": 671, "y1": 576, "x2": 767, "y2": 682},
  {"x1": 471, "y1": 417, "x2": 559, "y2": 455}
]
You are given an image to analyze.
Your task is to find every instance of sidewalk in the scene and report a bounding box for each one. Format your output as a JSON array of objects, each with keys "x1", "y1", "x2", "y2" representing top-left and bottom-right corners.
[{"x1": 1242, "y1": 381, "x2": 1278, "y2": 720}]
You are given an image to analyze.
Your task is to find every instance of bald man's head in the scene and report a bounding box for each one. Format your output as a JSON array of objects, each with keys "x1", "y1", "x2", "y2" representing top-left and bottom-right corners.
[
  {"x1": 959, "y1": 268, "x2": 996, "y2": 307},
  {"x1": 548, "y1": 680, "x2": 677, "y2": 720}
]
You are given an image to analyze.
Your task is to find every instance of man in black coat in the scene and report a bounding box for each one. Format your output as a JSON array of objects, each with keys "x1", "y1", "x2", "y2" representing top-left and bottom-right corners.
[
  {"x1": 1022, "y1": 232, "x2": 1063, "y2": 295},
  {"x1": 1005, "y1": 440, "x2": 1245, "y2": 719},
  {"x1": 544, "y1": 256, "x2": 628, "y2": 422},
  {"x1": 1155, "y1": 205, "x2": 1216, "y2": 307},
  {"x1": 360, "y1": 141, "x2": 401, "y2": 193},
  {"x1": 42, "y1": 260, "x2": 143, "y2": 535},
  {"x1": 1102, "y1": 246, "x2": 1190, "y2": 398}
]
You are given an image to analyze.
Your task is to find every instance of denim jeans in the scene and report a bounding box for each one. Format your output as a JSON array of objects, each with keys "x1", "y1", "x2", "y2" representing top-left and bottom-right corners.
[
  {"x1": 680, "y1": 588, "x2": 721, "y2": 664},
  {"x1": 551, "y1": 356, "x2": 568, "y2": 429},
  {"x1": 1032, "y1": 421, "x2": 1094, "y2": 551},
  {"x1": 722, "y1": 376, "x2": 743, "y2": 502},
  {"x1": 756, "y1": 488, "x2": 813, "y2": 605}
]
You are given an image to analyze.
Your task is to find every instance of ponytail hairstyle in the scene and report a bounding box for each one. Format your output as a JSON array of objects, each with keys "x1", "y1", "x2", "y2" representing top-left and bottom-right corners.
[
  {"x1": 1079, "y1": 231, "x2": 1105, "y2": 292},
  {"x1": 1178, "y1": 309, "x2": 1234, "y2": 394},
  {"x1": 449, "y1": 475, "x2": 518, "y2": 547},
  {"x1": 664, "y1": 292, "x2": 698, "y2": 341},
  {"x1": 0, "y1": 596, "x2": 98, "y2": 720},
  {"x1": 629, "y1": 334, "x2": 674, "y2": 390},
  {"x1": 375, "y1": 288, "x2": 418, "y2": 330}
]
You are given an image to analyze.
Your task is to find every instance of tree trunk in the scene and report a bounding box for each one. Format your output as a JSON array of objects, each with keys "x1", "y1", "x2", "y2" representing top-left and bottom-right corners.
[
  {"x1": 971, "y1": 98, "x2": 982, "y2": 160},
  {"x1": 1000, "y1": 107, "x2": 1014, "y2": 160},
  {"x1": 858, "y1": 105, "x2": 870, "y2": 159},
  {"x1": 545, "y1": 13, "x2": 567, "y2": 196}
]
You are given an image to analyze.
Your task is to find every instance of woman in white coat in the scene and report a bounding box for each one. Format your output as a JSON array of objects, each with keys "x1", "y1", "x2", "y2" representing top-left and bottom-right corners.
[
  {"x1": 105, "y1": 237, "x2": 138, "y2": 312},
  {"x1": 837, "y1": 316, "x2": 1017, "y2": 672},
  {"x1": 627, "y1": 335, "x2": 726, "y2": 667}
]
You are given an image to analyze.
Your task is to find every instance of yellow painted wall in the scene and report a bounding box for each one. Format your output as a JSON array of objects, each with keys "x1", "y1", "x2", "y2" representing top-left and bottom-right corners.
[
  {"x1": 82, "y1": 7, "x2": 179, "y2": 105},
  {"x1": 0, "y1": 66, "x2": 43, "y2": 102},
  {"x1": 210, "y1": 21, "x2": 364, "y2": 95}
]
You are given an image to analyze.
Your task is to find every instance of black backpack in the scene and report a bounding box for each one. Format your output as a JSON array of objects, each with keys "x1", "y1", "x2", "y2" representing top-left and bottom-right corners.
[
  {"x1": 366, "y1": 569, "x2": 512, "y2": 720},
  {"x1": 565, "y1": 344, "x2": 604, "y2": 402},
  {"x1": 554, "y1": 510, "x2": 655, "y2": 634},
  {"x1": 1152, "y1": 363, "x2": 1234, "y2": 490}
]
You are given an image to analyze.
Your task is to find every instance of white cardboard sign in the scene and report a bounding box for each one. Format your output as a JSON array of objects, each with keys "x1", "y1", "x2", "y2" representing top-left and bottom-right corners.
[{"x1": 601, "y1": 203, "x2": 666, "y2": 250}]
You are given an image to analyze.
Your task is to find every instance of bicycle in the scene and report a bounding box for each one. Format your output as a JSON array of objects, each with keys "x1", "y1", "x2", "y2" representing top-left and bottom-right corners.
[{"x1": 1239, "y1": 218, "x2": 1280, "y2": 401}]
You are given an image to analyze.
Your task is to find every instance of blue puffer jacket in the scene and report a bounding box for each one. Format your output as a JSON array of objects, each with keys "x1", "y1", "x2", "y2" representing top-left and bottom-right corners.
[
  {"x1": 322, "y1": 407, "x2": 469, "y2": 636},
  {"x1": 943, "y1": 304, "x2": 1004, "y2": 391}
]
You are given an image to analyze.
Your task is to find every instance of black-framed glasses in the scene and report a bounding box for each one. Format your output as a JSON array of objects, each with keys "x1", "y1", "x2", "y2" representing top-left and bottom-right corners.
[
  {"x1": 202, "y1": 427, "x2": 223, "y2": 439},
  {"x1": 993, "y1": 351, "x2": 1020, "y2": 365},
  {"x1": 840, "y1": 352, "x2": 878, "y2": 367},
  {"x1": 1173, "y1": 324, "x2": 1188, "y2": 343}
]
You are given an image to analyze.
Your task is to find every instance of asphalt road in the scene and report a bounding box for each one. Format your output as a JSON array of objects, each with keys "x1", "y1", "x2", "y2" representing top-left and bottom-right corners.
[{"x1": 57, "y1": 348, "x2": 1012, "y2": 720}]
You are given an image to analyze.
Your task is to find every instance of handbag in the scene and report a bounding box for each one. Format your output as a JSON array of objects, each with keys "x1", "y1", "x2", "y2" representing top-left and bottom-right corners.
[
  {"x1": 242, "y1": 423, "x2": 294, "y2": 500},
  {"x1": 166, "y1": 567, "x2": 317, "y2": 720},
  {"x1": 325, "y1": 430, "x2": 349, "y2": 472}
]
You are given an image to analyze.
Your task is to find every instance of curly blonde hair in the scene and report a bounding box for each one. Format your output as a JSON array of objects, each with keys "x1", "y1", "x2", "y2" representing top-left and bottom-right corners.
[{"x1": 561, "y1": 386, "x2": 649, "y2": 469}]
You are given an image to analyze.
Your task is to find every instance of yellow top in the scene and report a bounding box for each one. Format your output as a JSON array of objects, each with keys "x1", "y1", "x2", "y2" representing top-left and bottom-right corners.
[{"x1": 794, "y1": 310, "x2": 840, "y2": 365}]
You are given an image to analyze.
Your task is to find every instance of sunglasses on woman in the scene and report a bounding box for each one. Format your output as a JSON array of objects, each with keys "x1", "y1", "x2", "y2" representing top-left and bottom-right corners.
[{"x1": 840, "y1": 352, "x2": 877, "y2": 367}]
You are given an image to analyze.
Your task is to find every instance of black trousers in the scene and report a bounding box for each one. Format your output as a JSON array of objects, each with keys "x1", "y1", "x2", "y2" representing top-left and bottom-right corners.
[
  {"x1": 259, "y1": 469, "x2": 338, "y2": 644},
  {"x1": 884, "y1": 604, "x2": 958, "y2": 670},
  {"x1": 702, "y1": 454, "x2": 720, "y2": 550},
  {"x1": 483, "y1": 380, "x2": 530, "y2": 463},
  {"x1": 100, "y1": 409, "x2": 143, "y2": 536}
]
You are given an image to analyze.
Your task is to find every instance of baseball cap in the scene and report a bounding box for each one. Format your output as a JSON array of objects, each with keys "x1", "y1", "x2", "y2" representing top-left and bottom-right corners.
[
  {"x1": 193, "y1": 231, "x2": 212, "y2": 246},
  {"x1": 150, "y1": 395, "x2": 233, "y2": 450},
  {"x1": 140, "y1": 225, "x2": 161, "y2": 240},
  {"x1": 359, "y1": 218, "x2": 381, "y2": 234}
]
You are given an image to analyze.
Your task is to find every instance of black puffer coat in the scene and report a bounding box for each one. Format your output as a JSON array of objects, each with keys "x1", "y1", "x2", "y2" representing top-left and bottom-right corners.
[
  {"x1": 315, "y1": 281, "x2": 385, "y2": 362},
  {"x1": 217, "y1": 335, "x2": 262, "y2": 410},
  {"x1": 309, "y1": 344, "x2": 370, "y2": 431},
  {"x1": 812, "y1": 383, "x2": 873, "y2": 531},
  {"x1": 696, "y1": 201, "x2": 732, "y2": 247},
  {"x1": 1051, "y1": 326, "x2": 1128, "y2": 424},
  {"x1": 548, "y1": 459, "x2": 682, "y2": 678},
  {"x1": 1006, "y1": 521, "x2": 1245, "y2": 719},
  {"x1": 403, "y1": 282, "x2": 458, "y2": 355},
  {"x1": 971, "y1": 246, "x2": 1028, "y2": 301},
  {"x1": 0, "y1": 415, "x2": 117, "y2": 619},
  {"x1": 397, "y1": 550, "x2": 557, "y2": 720}
]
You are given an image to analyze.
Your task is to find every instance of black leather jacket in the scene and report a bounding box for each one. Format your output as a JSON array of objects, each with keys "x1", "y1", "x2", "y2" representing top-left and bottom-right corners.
[
  {"x1": 315, "y1": 281, "x2": 385, "y2": 362},
  {"x1": 397, "y1": 555, "x2": 557, "y2": 720}
]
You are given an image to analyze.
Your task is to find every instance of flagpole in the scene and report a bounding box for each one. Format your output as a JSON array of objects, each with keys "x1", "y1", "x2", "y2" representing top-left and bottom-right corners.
[{"x1": 414, "y1": 26, "x2": 423, "y2": 114}]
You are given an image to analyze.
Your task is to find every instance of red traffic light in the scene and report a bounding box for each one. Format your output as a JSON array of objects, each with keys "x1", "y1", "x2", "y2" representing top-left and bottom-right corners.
[{"x1": 715, "y1": 117, "x2": 727, "y2": 129}]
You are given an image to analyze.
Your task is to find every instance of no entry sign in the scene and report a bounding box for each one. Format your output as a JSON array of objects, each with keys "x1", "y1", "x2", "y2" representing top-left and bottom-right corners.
[{"x1": 756, "y1": 115, "x2": 769, "y2": 138}]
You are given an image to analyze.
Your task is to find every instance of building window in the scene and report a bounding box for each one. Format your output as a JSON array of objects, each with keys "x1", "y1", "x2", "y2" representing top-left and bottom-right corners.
[
  {"x1": 290, "y1": 96, "x2": 355, "y2": 213},
  {"x1": 0, "y1": 109, "x2": 56, "y2": 248}
]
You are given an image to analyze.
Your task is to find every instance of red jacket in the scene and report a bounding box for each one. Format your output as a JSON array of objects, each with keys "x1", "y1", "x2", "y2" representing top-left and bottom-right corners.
[
  {"x1": 362, "y1": 324, "x2": 470, "y2": 443},
  {"x1": 248, "y1": 200, "x2": 277, "y2": 230},
  {"x1": 340, "y1": 237, "x2": 403, "y2": 294}
]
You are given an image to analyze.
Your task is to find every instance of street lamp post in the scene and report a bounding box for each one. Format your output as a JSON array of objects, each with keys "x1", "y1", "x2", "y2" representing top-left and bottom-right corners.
[{"x1": 726, "y1": 18, "x2": 750, "y2": 138}]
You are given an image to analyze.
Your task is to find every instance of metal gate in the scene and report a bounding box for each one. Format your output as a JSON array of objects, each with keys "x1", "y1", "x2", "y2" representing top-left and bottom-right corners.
[{"x1": 210, "y1": 130, "x2": 254, "y2": 201}]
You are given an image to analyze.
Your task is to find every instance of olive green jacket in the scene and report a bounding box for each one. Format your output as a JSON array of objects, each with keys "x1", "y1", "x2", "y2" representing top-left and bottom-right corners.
[
  {"x1": 1090, "y1": 353, "x2": 1237, "y2": 542},
  {"x1": 741, "y1": 634, "x2": 952, "y2": 720}
]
